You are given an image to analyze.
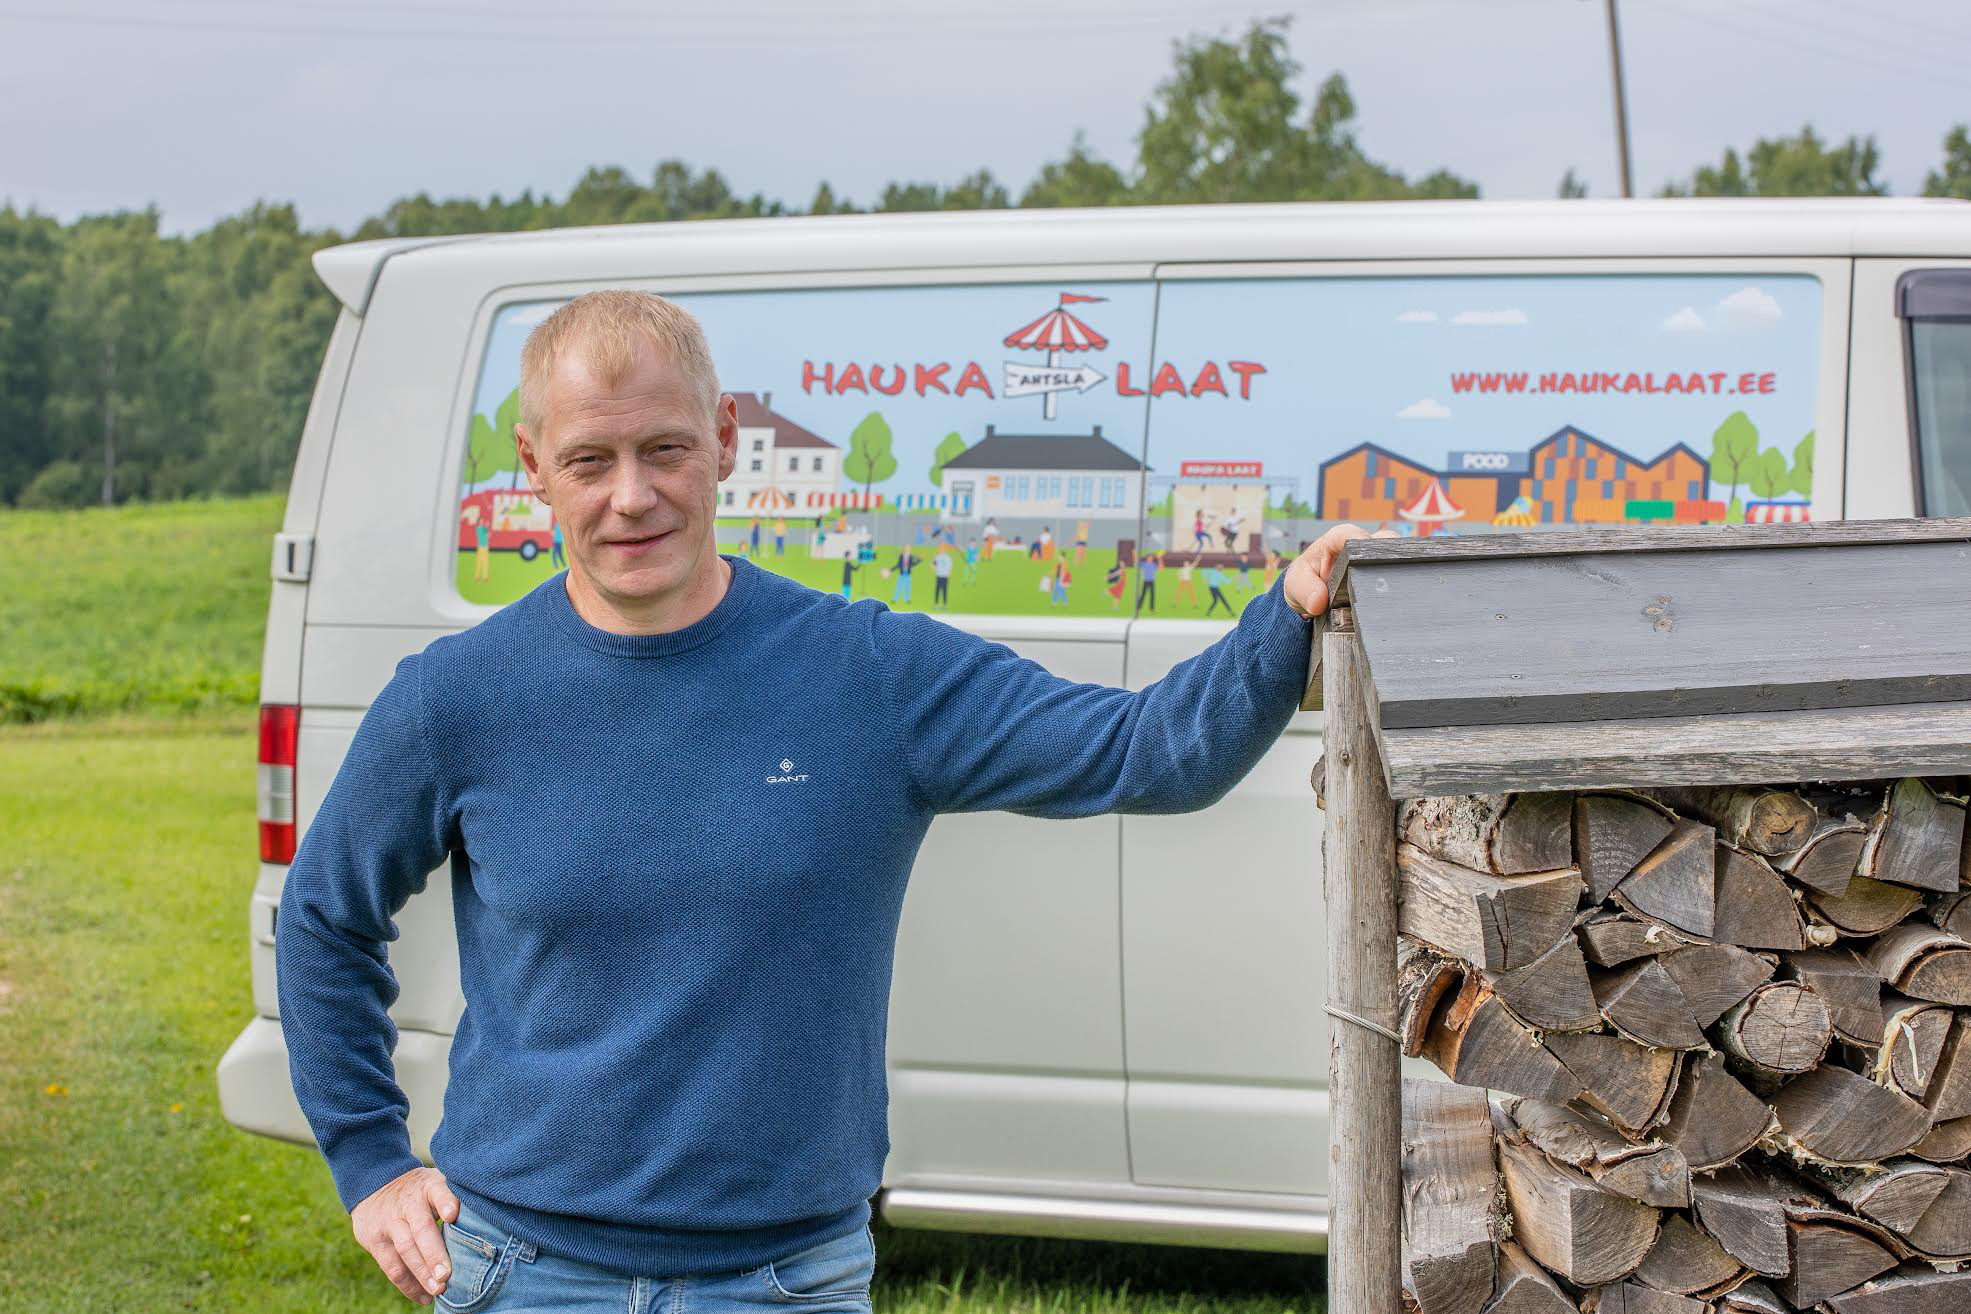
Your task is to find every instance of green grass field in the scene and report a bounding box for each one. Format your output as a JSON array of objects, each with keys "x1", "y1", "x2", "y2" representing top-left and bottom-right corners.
[
  {"x1": 0, "y1": 495, "x2": 282, "y2": 722},
  {"x1": 0, "y1": 494, "x2": 1325, "y2": 1310}
]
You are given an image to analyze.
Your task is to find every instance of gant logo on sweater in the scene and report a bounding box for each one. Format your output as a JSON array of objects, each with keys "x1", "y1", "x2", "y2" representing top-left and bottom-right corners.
[{"x1": 766, "y1": 758, "x2": 810, "y2": 784}]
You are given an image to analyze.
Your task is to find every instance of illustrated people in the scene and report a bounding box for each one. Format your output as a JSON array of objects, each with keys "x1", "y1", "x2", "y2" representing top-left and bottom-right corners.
[
  {"x1": 1264, "y1": 548, "x2": 1283, "y2": 593},
  {"x1": 890, "y1": 546, "x2": 916, "y2": 605},
  {"x1": 1174, "y1": 553, "x2": 1199, "y2": 609},
  {"x1": 275, "y1": 289, "x2": 1369, "y2": 1313},
  {"x1": 1136, "y1": 550, "x2": 1160, "y2": 611},
  {"x1": 749, "y1": 516, "x2": 762, "y2": 556},
  {"x1": 1050, "y1": 558, "x2": 1070, "y2": 608},
  {"x1": 773, "y1": 515, "x2": 787, "y2": 556},
  {"x1": 932, "y1": 547, "x2": 953, "y2": 608},
  {"x1": 1074, "y1": 519, "x2": 1089, "y2": 565},
  {"x1": 465, "y1": 507, "x2": 491, "y2": 583},
  {"x1": 839, "y1": 555, "x2": 859, "y2": 600},
  {"x1": 964, "y1": 537, "x2": 980, "y2": 582},
  {"x1": 1192, "y1": 508, "x2": 1209, "y2": 551},
  {"x1": 982, "y1": 516, "x2": 999, "y2": 561},
  {"x1": 549, "y1": 513, "x2": 565, "y2": 570},
  {"x1": 1220, "y1": 511, "x2": 1242, "y2": 552},
  {"x1": 913, "y1": 522, "x2": 926, "y2": 547},
  {"x1": 1239, "y1": 547, "x2": 1258, "y2": 591},
  {"x1": 1105, "y1": 559, "x2": 1125, "y2": 611},
  {"x1": 1205, "y1": 565, "x2": 1233, "y2": 616}
]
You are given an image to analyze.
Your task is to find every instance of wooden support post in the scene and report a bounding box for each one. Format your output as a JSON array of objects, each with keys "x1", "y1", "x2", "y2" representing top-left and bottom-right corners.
[{"x1": 1323, "y1": 610, "x2": 1402, "y2": 1311}]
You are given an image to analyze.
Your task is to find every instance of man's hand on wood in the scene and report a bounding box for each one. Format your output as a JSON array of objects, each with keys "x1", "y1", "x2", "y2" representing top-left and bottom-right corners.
[
  {"x1": 1282, "y1": 524, "x2": 1398, "y2": 620},
  {"x1": 352, "y1": 1165, "x2": 461, "y2": 1306}
]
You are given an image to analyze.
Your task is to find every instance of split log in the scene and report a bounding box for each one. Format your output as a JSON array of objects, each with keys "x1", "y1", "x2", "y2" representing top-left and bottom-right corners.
[
  {"x1": 1771, "y1": 1214, "x2": 1900, "y2": 1308},
  {"x1": 1646, "y1": 785, "x2": 1817, "y2": 857},
  {"x1": 1398, "y1": 843, "x2": 1585, "y2": 973},
  {"x1": 1781, "y1": 947, "x2": 1884, "y2": 1047},
  {"x1": 1542, "y1": 1031, "x2": 1681, "y2": 1139},
  {"x1": 1770, "y1": 1065, "x2": 1932, "y2": 1166},
  {"x1": 1401, "y1": 1080, "x2": 1499, "y2": 1314},
  {"x1": 1655, "y1": 1053, "x2": 1770, "y2": 1172},
  {"x1": 1822, "y1": 1265, "x2": 1971, "y2": 1313},
  {"x1": 1582, "y1": 1283, "x2": 1704, "y2": 1313},
  {"x1": 1491, "y1": 934, "x2": 1601, "y2": 1033},
  {"x1": 1832, "y1": 1160, "x2": 1953, "y2": 1234},
  {"x1": 1482, "y1": 1241, "x2": 1577, "y2": 1314},
  {"x1": 1710, "y1": 843, "x2": 1806, "y2": 951},
  {"x1": 1921, "y1": 1013, "x2": 1971, "y2": 1121},
  {"x1": 1630, "y1": 1213, "x2": 1744, "y2": 1295},
  {"x1": 1400, "y1": 793, "x2": 1578, "y2": 876},
  {"x1": 1311, "y1": 752, "x2": 1326, "y2": 811},
  {"x1": 1714, "y1": 981, "x2": 1833, "y2": 1076},
  {"x1": 1590, "y1": 960, "x2": 1706, "y2": 1050},
  {"x1": 1691, "y1": 1164, "x2": 1794, "y2": 1276},
  {"x1": 1716, "y1": 1279, "x2": 1787, "y2": 1313},
  {"x1": 1774, "y1": 808, "x2": 1870, "y2": 897},
  {"x1": 1931, "y1": 889, "x2": 1971, "y2": 939},
  {"x1": 1574, "y1": 793, "x2": 1677, "y2": 904},
  {"x1": 1502, "y1": 1097, "x2": 1689, "y2": 1208},
  {"x1": 1806, "y1": 873, "x2": 1925, "y2": 936},
  {"x1": 1610, "y1": 821, "x2": 1717, "y2": 938},
  {"x1": 1415, "y1": 975, "x2": 1586, "y2": 1105},
  {"x1": 1896, "y1": 1163, "x2": 1971, "y2": 1260},
  {"x1": 1864, "y1": 923, "x2": 1971, "y2": 1005},
  {"x1": 1856, "y1": 776, "x2": 1965, "y2": 893},
  {"x1": 1656, "y1": 943, "x2": 1774, "y2": 1029},
  {"x1": 1577, "y1": 914, "x2": 1689, "y2": 968},
  {"x1": 1400, "y1": 942, "x2": 1468, "y2": 1057},
  {"x1": 1911, "y1": 1113, "x2": 1971, "y2": 1163},
  {"x1": 1498, "y1": 1137, "x2": 1660, "y2": 1287},
  {"x1": 1868, "y1": 995, "x2": 1952, "y2": 1101}
]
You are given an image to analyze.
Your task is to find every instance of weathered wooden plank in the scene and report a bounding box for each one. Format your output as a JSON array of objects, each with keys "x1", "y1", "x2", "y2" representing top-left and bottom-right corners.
[
  {"x1": 1401, "y1": 1080, "x2": 1499, "y2": 1314},
  {"x1": 1324, "y1": 626, "x2": 1403, "y2": 1314},
  {"x1": 1377, "y1": 701, "x2": 1971, "y2": 799}
]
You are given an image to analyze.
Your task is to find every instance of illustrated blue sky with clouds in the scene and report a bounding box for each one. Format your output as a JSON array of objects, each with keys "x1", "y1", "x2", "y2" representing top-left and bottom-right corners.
[{"x1": 469, "y1": 273, "x2": 1823, "y2": 504}]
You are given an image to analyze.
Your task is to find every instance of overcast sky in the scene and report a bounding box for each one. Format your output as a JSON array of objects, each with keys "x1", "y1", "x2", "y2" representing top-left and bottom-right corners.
[{"x1": 4, "y1": 0, "x2": 1967, "y2": 235}]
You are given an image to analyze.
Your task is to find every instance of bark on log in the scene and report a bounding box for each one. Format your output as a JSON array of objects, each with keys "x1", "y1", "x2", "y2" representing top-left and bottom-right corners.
[
  {"x1": 1807, "y1": 872, "x2": 1926, "y2": 936},
  {"x1": 1646, "y1": 785, "x2": 1818, "y2": 858},
  {"x1": 1868, "y1": 995, "x2": 1952, "y2": 1101},
  {"x1": 1771, "y1": 1215, "x2": 1900, "y2": 1308},
  {"x1": 1502, "y1": 1097, "x2": 1689, "y2": 1208},
  {"x1": 1710, "y1": 843, "x2": 1807, "y2": 951},
  {"x1": 1591, "y1": 959, "x2": 1706, "y2": 1050},
  {"x1": 1770, "y1": 1065, "x2": 1933, "y2": 1166},
  {"x1": 1417, "y1": 975, "x2": 1586, "y2": 1106},
  {"x1": 1654, "y1": 1053, "x2": 1770, "y2": 1172},
  {"x1": 1401, "y1": 1080, "x2": 1500, "y2": 1314},
  {"x1": 1630, "y1": 1212, "x2": 1745, "y2": 1295},
  {"x1": 1864, "y1": 923, "x2": 1971, "y2": 1005},
  {"x1": 1713, "y1": 981, "x2": 1833, "y2": 1076},
  {"x1": 1482, "y1": 1241, "x2": 1577, "y2": 1314},
  {"x1": 1656, "y1": 943, "x2": 1775, "y2": 1029},
  {"x1": 1497, "y1": 1137, "x2": 1661, "y2": 1287},
  {"x1": 1574, "y1": 793, "x2": 1677, "y2": 904},
  {"x1": 1398, "y1": 843, "x2": 1585, "y2": 973},
  {"x1": 1491, "y1": 934, "x2": 1601, "y2": 1033},
  {"x1": 1822, "y1": 1265, "x2": 1971, "y2": 1314},
  {"x1": 1577, "y1": 914, "x2": 1690, "y2": 968},
  {"x1": 1542, "y1": 1031, "x2": 1682, "y2": 1139},
  {"x1": 1610, "y1": 821, "x2": 1717, "y2": 938},
  {"x1": 1781, "y1": 947, "x2": 1885, "y2": 1047},
  {"x1": 1856, "y1": 776, "x2": 1966, "y2": 893},
  {"x1": 1399, "y1": 942, "x2": 1469, "y2": 1058},
  {"x1": 1401, "y1": 793, "x2": 1577, "y2": 876}
]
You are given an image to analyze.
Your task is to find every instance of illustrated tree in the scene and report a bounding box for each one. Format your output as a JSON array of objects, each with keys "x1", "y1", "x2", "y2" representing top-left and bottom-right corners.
[
  {"x1": 844, "y1": 411, "x2": 897, "y2": 498},
  {"x1": 1789, "y1": 430, "x2": 1815, "y2": 498},
  {"x1": 1745, "y1": 445, "x2": 1791, "y2": 502},
  {"x1": 465, "y1": 387, "x2": 521, "y2": 489},
  {"x1": 1708, "y1": 411, "x2": 1761, "y2": 522},
  {"x1": 928, "y1": 432, "x2": 968, "y2": 487}
]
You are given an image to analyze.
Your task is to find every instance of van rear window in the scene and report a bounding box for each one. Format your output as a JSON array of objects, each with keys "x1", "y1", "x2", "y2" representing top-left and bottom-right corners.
[{"x1": 1902, "y1": 270, "x2": 1971, "y2": 516}]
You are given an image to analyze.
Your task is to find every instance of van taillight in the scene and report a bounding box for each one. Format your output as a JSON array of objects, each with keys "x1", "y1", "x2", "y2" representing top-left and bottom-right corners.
[{"x1": 258, "y1": 704, "x2": 298, "y2": 863}]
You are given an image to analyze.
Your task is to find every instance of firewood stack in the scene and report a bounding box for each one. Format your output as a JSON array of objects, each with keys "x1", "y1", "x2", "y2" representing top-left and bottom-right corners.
[{"x1": 1395, "y1": 782, "x2": 1971, "y2": 1313}]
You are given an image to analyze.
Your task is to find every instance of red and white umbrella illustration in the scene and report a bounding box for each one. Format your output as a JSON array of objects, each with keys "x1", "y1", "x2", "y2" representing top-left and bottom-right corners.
[
  {"x1": 746, "y1": 486, "x2": 795, "y2": 512},
  {"x1": 1397, "y1": 478, "x2": 1466, "y2": 537},
  {"x1": 1003, "y1": 292, "x2": 1110, "y2": 419}
]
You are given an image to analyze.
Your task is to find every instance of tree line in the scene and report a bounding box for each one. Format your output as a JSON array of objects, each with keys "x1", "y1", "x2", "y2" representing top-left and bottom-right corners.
[{"x1": 4, "y1": 17, "x2": 1970, "y2": 510}]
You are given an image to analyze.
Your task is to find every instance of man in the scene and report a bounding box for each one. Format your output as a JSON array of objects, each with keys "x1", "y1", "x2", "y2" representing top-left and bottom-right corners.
[
  {"x1": 931, "y1": 545, "x2": 953, "y2": 608},
  {"x1": 276, "y1": 290, "x2": 1371, "y2": 1312},
  {"x1": 1135, "y1": 549, "x2": 1160, "y2": 612}
]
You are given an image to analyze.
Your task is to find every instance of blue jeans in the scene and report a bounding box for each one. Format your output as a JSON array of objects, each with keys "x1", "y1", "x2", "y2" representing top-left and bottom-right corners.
[{"x1": 435, "y1": 1198, "x2": 876, "y2": 1313}]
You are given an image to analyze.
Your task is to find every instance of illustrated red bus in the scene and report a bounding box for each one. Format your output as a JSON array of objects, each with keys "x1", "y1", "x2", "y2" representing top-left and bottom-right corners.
[{"x1": 457, "y1": 489, "x2": 556, "y2": 560}]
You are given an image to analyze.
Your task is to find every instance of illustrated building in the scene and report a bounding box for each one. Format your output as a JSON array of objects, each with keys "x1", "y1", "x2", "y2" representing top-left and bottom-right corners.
[
  {"x1": 720, "y1": 392, "x2": 841, "y2": 512},
  {"x1": 940, "y1": 425, "x2": 1145, "y2": 523}
]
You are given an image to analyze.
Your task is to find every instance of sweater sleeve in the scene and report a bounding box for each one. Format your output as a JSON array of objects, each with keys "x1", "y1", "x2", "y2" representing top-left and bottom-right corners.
[
  {"x1": 871, "y1": 574, "x2": 1314, "y2": 817},
  {"x1": 275, "y1": 652, "x2": 457, "y2": 1212}
]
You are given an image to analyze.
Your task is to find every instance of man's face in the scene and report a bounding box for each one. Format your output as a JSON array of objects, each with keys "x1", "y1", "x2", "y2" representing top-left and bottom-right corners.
[{"x1": 515, "y1": 338, "x2": 737, "y2": 614}]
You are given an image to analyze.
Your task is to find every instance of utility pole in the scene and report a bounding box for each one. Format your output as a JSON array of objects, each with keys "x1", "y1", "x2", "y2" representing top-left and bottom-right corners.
[
  {"x1": 1604, "y1": 0, "x2": 1635, "y2": 197},
  {"x1": 101, "y1": 339, "x2": 118, "y2": 507}
]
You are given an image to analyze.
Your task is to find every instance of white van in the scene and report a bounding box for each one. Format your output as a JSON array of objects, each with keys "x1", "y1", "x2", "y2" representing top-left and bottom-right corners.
[{"x1": 217, "y1": 198, "x2": 1971, "y2": 1253}]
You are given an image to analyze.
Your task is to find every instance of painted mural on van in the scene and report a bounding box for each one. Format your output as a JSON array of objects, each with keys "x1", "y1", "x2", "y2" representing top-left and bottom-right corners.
[{"x1": 453, "y1": 274, "x2": 1823, "y2": 616}]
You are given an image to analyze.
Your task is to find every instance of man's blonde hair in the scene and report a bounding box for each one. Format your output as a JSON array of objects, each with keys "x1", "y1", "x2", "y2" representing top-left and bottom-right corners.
[{"x1": 518, "y1": 289, "x2": 720, "y2": 436}]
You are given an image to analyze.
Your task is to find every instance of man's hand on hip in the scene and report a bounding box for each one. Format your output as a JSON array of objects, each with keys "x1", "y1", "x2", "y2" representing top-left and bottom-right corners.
[
  {"x1": 352, "y1": 1165, "x2": 461, "y2": 1306},
  {"x1": 1282, "y1": 523, "x2": 1398, "y2": 621}
]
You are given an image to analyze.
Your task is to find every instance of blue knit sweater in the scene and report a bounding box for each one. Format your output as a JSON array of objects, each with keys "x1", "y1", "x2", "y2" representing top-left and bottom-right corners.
[{"x1": 276, "y1": 556, "x2": 1313, "y2": 1277}]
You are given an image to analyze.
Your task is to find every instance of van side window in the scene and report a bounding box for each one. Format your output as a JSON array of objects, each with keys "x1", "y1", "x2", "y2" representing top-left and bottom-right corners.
[{"x1": 1900, "y1": 270, "x2": 1971, "y2": 516}]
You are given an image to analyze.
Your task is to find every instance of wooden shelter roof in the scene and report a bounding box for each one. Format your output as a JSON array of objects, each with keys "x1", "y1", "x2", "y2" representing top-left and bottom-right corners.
[{"x1": 1309, "y1": 518, "x2": 1971, "y2": 797}]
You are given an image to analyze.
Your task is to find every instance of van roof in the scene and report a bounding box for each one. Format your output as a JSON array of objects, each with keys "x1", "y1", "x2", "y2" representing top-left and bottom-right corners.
[{"x1": 314, "y1": 197, "x2": 1971, "y2": 313}]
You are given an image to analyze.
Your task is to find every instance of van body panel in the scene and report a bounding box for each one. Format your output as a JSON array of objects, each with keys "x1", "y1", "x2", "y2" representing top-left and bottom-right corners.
[{"x1": 222, "y1": 199, "x2": 1967, "y2": 1250}]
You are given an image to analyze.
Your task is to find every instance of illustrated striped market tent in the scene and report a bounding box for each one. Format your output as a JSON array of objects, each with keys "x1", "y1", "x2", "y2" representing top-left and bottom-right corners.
[
  {"x1": 1746, "y1": 501, "x2": 1813, "y2": 523},
  {"x1": 745, "y1": 487, "x2": 796, "y2": 511},
  {"x1": 891, "y1": 492, "x2": 974, "y2": 514},
  {"x1": 804, "y1": 491, "x2": 887, "y2": 510}
]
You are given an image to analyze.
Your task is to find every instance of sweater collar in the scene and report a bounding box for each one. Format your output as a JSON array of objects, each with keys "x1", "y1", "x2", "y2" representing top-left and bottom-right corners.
[{"x1": 542, "y1": 556, "x2": 757, "y2": 658}]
